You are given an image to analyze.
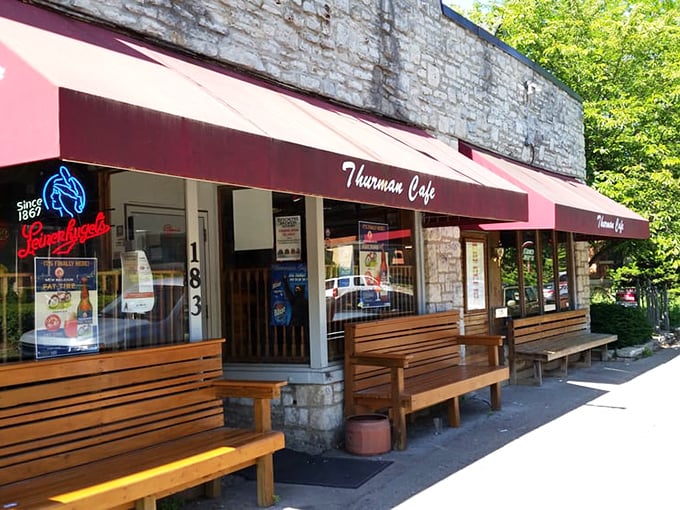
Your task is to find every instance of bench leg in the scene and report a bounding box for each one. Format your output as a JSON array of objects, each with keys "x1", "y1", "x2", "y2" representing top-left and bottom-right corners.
[
  {"x1": 447, "y1": 397, "x2": 460, "y2": 428},
  {"x1": 394, "y1": 407, "x2": 408, "y2": 450},
  {"x1": 559, "y1": 356, "x2": 569, "y2": 377},
  {"x1": 205, "y1": 477, "x2": 222, "y2": 499},
  {"x1": 601, "y1": 345, "x2": 609, "y2": 361},
  {"x1": 256, "y1": 454, "x2": 275, "y2": 507},
  {"x1": 135, "y1": 497, "x2": 156, "y2": 510},
  {"x1": 490, "y1": 383, "x2": 502, "y2": 411},
  {"x1": 533, "y1": 360, "x2": 543, "y2": 386}
]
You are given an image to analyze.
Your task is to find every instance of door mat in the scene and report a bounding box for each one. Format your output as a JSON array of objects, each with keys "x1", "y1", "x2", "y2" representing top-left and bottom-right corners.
[{"x1": 237, "y1": 448, "x2": 392, "y2": 489}]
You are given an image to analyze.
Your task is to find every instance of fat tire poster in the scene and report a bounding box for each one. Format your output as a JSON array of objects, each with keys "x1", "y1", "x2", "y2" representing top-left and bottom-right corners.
[{"x1": 33, "y1": 257, "x2": 98, "y2": 359}]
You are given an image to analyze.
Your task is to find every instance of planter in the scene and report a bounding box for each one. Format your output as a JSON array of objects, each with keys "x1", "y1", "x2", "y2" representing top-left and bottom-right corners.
[{"x1": 344, "y1": 413, "x2": 391, "y2": 455}]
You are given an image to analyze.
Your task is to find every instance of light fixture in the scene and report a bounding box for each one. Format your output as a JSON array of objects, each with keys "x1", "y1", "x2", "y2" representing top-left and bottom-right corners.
[
  {"x1": 524, "y1": 79, "x2": 541, "y2": 95},
  {"x1": 492, "y1": 241, "x2": 505, "y2": 267}
]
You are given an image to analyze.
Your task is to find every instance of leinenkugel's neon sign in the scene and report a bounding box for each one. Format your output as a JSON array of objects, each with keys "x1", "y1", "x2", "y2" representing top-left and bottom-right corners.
[{"x1": 16, "y1": 166, "x2": 111, "y2": 258}]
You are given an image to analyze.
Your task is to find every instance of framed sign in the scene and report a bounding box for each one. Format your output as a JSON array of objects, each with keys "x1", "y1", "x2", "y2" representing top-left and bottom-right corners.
[{"x1": 465, "y1": 240, "x2": 486, "y2": 311}]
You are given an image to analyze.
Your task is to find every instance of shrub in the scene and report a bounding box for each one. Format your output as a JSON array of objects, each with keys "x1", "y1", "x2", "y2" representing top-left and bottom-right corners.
[
  {"x1": 590, "y1": 303, "x2": 653, "y2": 348},
  {"x1": 668, "y1": 292, "x2": 680, "y2": 329}
]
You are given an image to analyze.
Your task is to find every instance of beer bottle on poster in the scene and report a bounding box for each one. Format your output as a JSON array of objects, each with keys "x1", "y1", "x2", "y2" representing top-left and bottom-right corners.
[
  {"x1": 379, "y1": 248, "x2": 388, "y2": 285},
  {"x1": 77, "y1": 277, "x2": 93, "y2": 337}
]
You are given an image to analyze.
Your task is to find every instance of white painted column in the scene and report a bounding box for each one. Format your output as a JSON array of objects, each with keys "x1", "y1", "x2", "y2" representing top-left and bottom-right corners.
[
  {"x1": 305, "y1": 196, "x2": 327, "y2": 368},
  {"x1": 185, "y1": 179, "x2": 203, "y2": 340}
]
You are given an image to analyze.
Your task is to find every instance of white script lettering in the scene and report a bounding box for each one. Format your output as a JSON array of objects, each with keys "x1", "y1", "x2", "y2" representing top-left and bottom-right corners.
[
  {"x1": 408, "y1": 175, "x2": 436, "y2": 206},
  {"x1": 341, "y1": 161, "x2": 436, "y2": 207},
  {"x1": 597, "y1": 214, "x2": 624, "y2": 234},
  {"x1": 342, "y1": 161, "x2": 404, "y2": 194}
]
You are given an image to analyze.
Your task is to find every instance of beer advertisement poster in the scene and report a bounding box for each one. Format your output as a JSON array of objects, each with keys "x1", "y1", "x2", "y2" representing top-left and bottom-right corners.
[
  {"x1": 33, "y1": 257, "x2": 98, "y2": 359},
  {"x1": 358, "y1": 221, "x2": 390, "y2": 309}
]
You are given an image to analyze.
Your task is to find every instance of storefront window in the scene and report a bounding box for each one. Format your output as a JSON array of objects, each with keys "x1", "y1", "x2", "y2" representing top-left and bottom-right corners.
[
  {"x1": 541, "y1": 231, "x2": 557, "y2": 312},
  {"x1": 501, "y1": 230, "x2": 572, "y2": 318},
  {"x1": 324, "y1": 200, "x2": 416, "y2": 359},
  {"x1": 220, "y1": 192, "x2": 417, "y2": 364},
  {"x1": 557, "y1": 232, "x2": 571, "y2": 310},
  {"x1": 500, "y1": 231, "x2": 520, "y2": 317},
  {"x1": 0, "y1": 162, "x2": 189, "y2": 364},
  {"x1": 221, "y1": 188, "x2": 309, "y2": 363}
]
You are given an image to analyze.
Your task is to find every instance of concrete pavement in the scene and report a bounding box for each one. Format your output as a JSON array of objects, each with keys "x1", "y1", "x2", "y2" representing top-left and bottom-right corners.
[{"x1": 183, "y1": 344, "x2": 680, "y2": 510}]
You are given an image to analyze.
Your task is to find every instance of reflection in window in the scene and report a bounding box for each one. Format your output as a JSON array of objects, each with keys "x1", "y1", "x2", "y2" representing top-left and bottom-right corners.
[
  {"x1": 324, "y1": 200, "x2": 416, "y2": 359},
  {"x1": 541, "y1": 231, "x2": 556, "y2": 312},
  {"x1": 557, "y1": 232, "x2": 571, "y2": 310},
  {"x1": 500, "y1": 231, "x2": 520, "y2": 317},
  {"x1": 501, "y1": 230, "x2": 571, "y2": 318},
  {"x1": 521, "y1": 231, "x2": 539, "y2": 316},
  {"x1": 1, "y1": 164, "x2": 190, "y2": 364}
]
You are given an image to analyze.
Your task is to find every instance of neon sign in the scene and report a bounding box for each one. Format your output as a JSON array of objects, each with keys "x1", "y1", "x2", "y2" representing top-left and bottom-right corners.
[
  {"x1": 17, "y1": 212, "x2": 111, "y2": 258},
  {"x1": 42, "y1": 165, "x2": 86, "y2": 218}
]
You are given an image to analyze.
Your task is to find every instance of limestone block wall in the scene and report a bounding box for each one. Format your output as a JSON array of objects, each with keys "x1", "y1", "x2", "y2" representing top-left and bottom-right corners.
[
  {"x1": 225, "y1": 382, "x2": 345, "y2": 454},
  {"x1": 37, "y1": 0, "x2": 585, "y2": 179},
  {"x1": 574, "y1": 241, "x2": 592, "y2": 311},
  {"x1": 423, "y1": 226, "x2": 463, "y2": 312}
]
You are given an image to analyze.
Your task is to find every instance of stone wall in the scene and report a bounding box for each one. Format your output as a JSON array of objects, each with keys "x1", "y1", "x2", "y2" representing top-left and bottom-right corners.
[
  {"x1": 37, "y1": 0, "x2": 585, "y2": 179},
  {"x1": 226, "y1": 383, "x2": 344, "y2": 454},
  {"x1": 423, "y1": 225, "x2": 463, "y2": 312},
  {"x1": 574, "y1": 241, "x2": 592, "y2": 310}
]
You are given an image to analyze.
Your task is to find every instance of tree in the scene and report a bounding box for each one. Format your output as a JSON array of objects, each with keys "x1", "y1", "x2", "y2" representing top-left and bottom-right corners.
[{"x1": 467, "y1": 0, "x2": 680, "y2": 288}]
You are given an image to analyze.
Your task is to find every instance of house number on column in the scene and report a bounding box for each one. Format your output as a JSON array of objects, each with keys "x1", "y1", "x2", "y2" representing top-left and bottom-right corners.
[{"x1": 189, "y1": 241, "x2": 201, "y2": 316}]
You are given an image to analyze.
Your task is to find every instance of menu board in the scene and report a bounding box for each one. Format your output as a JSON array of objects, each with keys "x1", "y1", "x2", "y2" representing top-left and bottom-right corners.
[{"x1": 465, "y1": 241, "x2": 486, "y2": 310}]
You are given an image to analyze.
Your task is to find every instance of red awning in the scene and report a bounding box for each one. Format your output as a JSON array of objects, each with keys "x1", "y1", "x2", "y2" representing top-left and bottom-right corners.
[
  {"x1": 461, "y1": 146, "x2": 649, "y2": 239},
  {"x1": 0, "y1": 2, "x2": 528, "y2": 223}
]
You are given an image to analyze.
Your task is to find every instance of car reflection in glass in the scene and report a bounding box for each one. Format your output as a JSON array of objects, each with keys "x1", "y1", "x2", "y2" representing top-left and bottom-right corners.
[
  {"x1": 20, "y1": 278, "x2": 186, "y2": 359},
  {"x1": 504, "y1": 285, "x2": 540, "y2": 317}
]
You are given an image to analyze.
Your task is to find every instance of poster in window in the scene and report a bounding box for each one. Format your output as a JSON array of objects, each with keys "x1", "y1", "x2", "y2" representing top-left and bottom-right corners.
[
  {"x1": 121, "y1": 250, "x2": 155, "y2": 313},
  {"x1": 270, "y1": 262, "x2": 308, "y2": 326},
  {"x1": 333, "y1": 244, "x2": 354, "y2": 277},
  {"x1": 358, "y1": 221, "x2": 390, "y2": 309},
  {"x1": 465, "y1": 241, "x2": 486, "y2": 310},
  {"x1": 275, "y1": 215, "x2": 302, "y2": 261},
  {"x1": 33, "y1": 257, "x2": 98, "y2": 359}
]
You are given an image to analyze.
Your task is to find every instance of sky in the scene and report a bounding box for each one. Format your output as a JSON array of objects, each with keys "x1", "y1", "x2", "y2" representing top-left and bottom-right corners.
[{"x1": 442, "y1": 0, "x2": 477, "y2": 12}]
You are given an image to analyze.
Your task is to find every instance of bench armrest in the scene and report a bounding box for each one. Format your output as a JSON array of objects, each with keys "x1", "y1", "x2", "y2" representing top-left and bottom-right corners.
[
  {"x1": 351, "y1": 352, "x2": 414, "y2": 368},
  {"x1": 213, "y1": 379, "x2": 287, "y2": 432},
  {"x1": 456, "y1": 335, "x2": 504, "y2": 367},
  {"x1": 213, "y1": 379, "x2": 287, "y2": 399},
  {"x1": 456, "y1": 335, "x2": 504, "y2": 347}
]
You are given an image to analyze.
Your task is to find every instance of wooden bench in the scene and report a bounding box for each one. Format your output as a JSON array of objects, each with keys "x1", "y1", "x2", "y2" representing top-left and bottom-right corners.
[
  {"x1": 344, "y1": 310, "x2": 509, "y2": 450},
  {"x1": 0, "y1": 339, "x2": 286, "y2": 509},
  {"x1": 507, "y1": 309, "x2": 617, "y2": 385}
]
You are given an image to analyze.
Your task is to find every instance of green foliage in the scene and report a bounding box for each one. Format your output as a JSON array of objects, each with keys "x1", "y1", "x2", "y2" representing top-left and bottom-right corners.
[
  {"x1": 468, "y1": 0, "x2": 680, "y2": 288},
  {"x1": 590, "y1": 303, "x2": 653, "y2": 348},
  {"x1": 1, "y1": 301, "x2": 34, "y2": 356},
  {"x1": 667, "y1": 290, "x2": 680, "y2": 328},
  {"x1": 590, "y1": 286, "x2": 614, "y2": 304}
]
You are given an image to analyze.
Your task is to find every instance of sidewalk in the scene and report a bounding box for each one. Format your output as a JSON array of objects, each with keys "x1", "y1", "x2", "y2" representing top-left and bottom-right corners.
[{"x1": 184, "y1": 345, "x2": 680, "y2": 510}]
